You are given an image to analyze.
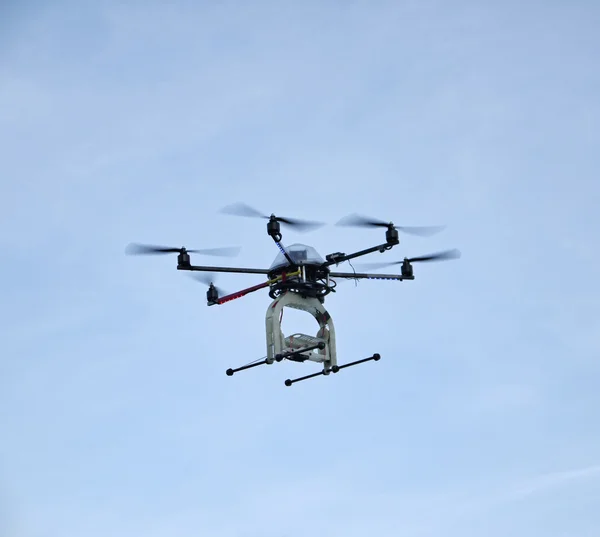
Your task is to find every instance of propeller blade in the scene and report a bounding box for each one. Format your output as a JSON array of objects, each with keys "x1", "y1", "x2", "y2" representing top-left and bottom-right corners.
[
  {"x1": 219, "y1": 202, "x2": 268, "y2": 219},
  {"x1": 189, "y1": 273, "x2": 229, "y2": 296},
  {"x1": 275, "y1": 216, "x2": 325, "y2": 232},
  {"x1": 336, "y1": 214, "x2": 445, "y2": 236},
  {"x1": 397, "y1": 225, "x2": 446, "y2": 237},
  {"x1": 407, "y1": 249, "x2": 461, "y2": 262},
  {"x1": 357, "y1": 249, "x2": 461, "y2": 270},
  {"x1": 220, "y1": 202, "x2": 325, "y2": 232},
  {"x1": 125, "y1": 243, "x2": 241, "y2": 257},
  {"x1": 187, "y1": 246, "x2": 241, "y2": 257},
  {"x1": 125, "y1": 243, "x2": 183, "y2": 255},
  {"x1": 335, "y1": 213, "x2": 390, "y2": 228}
]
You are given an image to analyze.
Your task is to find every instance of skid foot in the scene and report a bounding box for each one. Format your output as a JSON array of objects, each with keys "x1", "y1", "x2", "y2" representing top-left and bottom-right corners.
[{"x1": 226, "y1": 358, "x2": 269, "y2": 376}]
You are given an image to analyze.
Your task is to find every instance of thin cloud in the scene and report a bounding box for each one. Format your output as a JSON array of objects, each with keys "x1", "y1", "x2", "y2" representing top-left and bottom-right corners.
[{"x1": 511, "y1": 464, "x2": 600, "y2": 500}]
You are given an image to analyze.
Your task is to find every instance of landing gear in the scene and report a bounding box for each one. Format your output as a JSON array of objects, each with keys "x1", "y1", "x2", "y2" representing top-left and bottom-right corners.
[{"x1": 224, "y1": 352, "x2": 382, "y2": 387}]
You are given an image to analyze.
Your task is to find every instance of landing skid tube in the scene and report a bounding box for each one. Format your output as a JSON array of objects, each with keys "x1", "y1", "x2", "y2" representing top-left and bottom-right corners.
[
  {"x1": 284, "y1": 353, "x2": 381, "y2": 387},
  {"x1": 225, "y1": 342, "x2": 326, "y2": 377}
]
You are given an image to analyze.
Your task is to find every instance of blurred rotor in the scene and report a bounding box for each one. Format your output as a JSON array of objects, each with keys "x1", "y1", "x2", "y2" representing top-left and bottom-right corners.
[
  {"x1": 125, "y1": 243, "x2": 241, "y2": 257},
  {"x1": 357, "y1": 249, "x2": 462, "y2": 270},
  {"x1": 220, "y1": 202, "x2": 325, "y2": 232},
  {"x1": 189, "y1": 272, "x2": 229, "y2": 296},
  {"x1": 335, "y1": 213, "x2": 445, "y2": 237}
]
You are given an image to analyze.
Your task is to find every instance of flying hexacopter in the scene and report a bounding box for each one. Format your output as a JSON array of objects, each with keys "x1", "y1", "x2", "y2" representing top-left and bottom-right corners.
[{"x1": 126, "y1": 203, "x2": 460, "y2": 387}]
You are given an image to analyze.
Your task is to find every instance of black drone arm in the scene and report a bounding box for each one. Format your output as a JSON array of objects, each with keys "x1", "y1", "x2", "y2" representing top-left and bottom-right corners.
[
  {"x1": 329, "y1": 271, "x2": 412, "y2": 281},
  {"x1": 322, "y1": 242, "x2": 395, "y2": 267},
  {"x1": 177, "y1": 264, "x2": 271, "y2": 275},
  {"x1": 273, "y1": 239, "x2": 295, "y2": 266}
]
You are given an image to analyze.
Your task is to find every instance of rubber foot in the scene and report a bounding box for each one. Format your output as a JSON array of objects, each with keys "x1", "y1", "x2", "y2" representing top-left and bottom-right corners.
[
  {"x1": 226, "y1": 368, "x2": 234, "y2": 376},
  {"x1": 284, "y1": 379, "x2": 292, "y2": 387}
]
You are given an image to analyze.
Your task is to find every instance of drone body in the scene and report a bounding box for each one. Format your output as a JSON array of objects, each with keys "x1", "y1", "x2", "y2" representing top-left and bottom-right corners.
[{"x1": 127, "y1": 203, "x2": 460, "y2": 387}]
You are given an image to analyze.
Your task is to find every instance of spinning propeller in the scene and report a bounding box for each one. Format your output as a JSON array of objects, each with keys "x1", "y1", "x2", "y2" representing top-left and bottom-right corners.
[
  {"x1": 220, "y1": 202, "x2": 325, "y2": 232},
  {"x1": 357, "y1": 249, "x2": 461, "y2": 270},
  {"x1": 336, "y1": 213, "x2": 445, "y2": 237},
  {"x1": 125, "y1": 243, "x2": 241, "y2": 257},
  {"x1": 189, "y1": 272, "x2": 229, "y2": 297}
]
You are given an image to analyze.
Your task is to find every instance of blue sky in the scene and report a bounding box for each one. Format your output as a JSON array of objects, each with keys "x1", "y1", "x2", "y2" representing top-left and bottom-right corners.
[{"x1": 1, "y1": 1, "x2": 599, "y2": 535}]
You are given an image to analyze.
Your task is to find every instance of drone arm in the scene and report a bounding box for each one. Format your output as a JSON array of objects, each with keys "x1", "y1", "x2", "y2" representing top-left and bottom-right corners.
[
  {"x1": 323, "y1": 242, "x2": 394, "y2": 267},
  {"x1": 328, "y1": 271, "x2": 411, "y2": 281},
  {"x1": 273, "y1": 240, "x2": 295, "y2": 266},
  {"x1": 213, "y1": 269, "x2": 302, "y2": 305},
  {"x1": 178, "y1": 264, "x2": 271, "y2": 275},
  {"x1": 216, "y1": 281, "x2": 271, "y2": 304}
]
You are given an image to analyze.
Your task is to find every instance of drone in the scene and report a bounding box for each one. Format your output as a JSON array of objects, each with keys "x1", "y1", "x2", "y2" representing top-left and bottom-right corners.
[{"x1": 126, "y1": 202, "x2": 461, "y2": 387}]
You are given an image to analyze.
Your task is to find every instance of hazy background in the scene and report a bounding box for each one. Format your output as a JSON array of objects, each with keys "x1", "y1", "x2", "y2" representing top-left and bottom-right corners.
[{"x1": 1, "y1": 1, "x2": 599, "y2": 536}]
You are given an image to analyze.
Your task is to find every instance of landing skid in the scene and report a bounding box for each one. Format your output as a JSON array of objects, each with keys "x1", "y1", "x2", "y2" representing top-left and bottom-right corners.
[{"x1": 225, "y1": 352, "x2": 381, "y2": 387}]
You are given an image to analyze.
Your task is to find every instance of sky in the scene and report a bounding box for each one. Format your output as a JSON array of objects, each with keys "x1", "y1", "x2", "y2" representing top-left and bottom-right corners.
[{"x1": 1, "y1": 1, "x2": 599, "y2": 535}]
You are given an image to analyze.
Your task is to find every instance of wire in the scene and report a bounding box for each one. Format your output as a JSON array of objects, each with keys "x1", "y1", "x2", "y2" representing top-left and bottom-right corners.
[
  {"x1": 240, "y1": 356, "x2": 267, "y2": 368},
  {"x1": 347, "y1": 259, "x2": 359, "y2": 286}
]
